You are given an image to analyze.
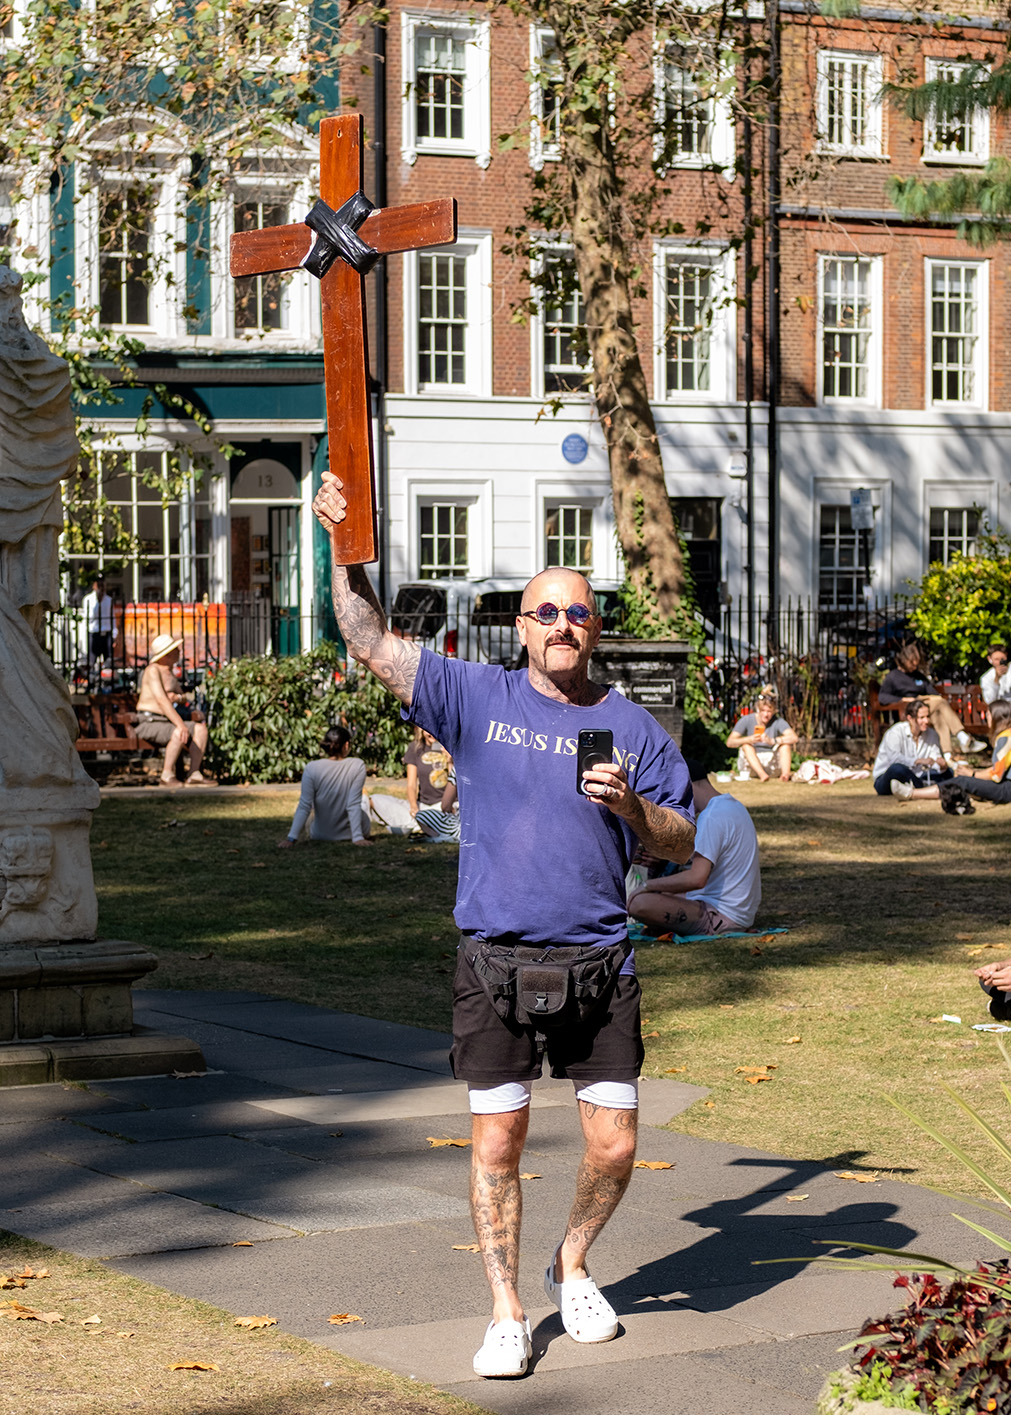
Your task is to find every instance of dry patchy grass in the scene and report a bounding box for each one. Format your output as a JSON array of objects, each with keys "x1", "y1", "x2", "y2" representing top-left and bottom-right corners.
[{"x1": 0, "y1": 1234, "x2": 482, "y2": 1415}]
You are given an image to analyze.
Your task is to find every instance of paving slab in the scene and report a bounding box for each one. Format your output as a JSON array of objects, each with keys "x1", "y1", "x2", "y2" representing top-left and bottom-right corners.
[{"x1": 2, "y1": 988, "x2": 987, "y2": 1413}]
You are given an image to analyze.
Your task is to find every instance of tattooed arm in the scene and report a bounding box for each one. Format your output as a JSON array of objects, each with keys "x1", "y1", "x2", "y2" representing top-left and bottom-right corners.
[
  {"x1": 580, "y1": 760, "x2": 695, "y2": 864},
  {"x1": 313, "y1": 472, "x2": 421, "y2": 707}
]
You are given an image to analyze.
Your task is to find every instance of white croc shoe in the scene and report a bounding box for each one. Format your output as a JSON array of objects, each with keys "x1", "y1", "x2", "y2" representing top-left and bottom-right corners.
[
  {"x1": 472, "y1": 1317, "x2": 532, "y2": 1378},
  {"x1": 544, "y1": 1244, "x2": 618, "y2": 1343}
]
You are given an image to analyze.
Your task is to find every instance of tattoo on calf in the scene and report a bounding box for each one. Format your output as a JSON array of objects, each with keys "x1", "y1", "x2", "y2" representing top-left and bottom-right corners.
[{"x1": 470, "y1": 1166, "x2": 522, "y2": 1293}]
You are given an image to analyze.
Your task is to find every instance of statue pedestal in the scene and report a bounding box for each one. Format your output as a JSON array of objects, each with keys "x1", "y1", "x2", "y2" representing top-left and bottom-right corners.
[{"x1": 0, "y1": 939, "x2": 205, "y2": 1085}]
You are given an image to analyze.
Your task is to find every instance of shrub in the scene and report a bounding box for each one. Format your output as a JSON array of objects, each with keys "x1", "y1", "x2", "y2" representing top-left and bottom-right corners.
[
  {"x1": 204, "y1": 643, "x2": 412, "y2": 783},
  {"x1": 851, "y1": 1268, "x2": 1011, "y2": 1413},
  {"x1": 908, "y1": 522, "x2": 1011, "y2": 673}
]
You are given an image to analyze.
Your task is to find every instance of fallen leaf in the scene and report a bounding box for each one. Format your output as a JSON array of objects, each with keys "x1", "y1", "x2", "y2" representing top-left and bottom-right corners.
[
  {"x1": 750, "y1": 947, "x2": 763, "y2": 956},
  {"x1": 642, "y1": 1030, "x2": 660, "y2": 1038},
  {"x1": 234, "y1": 1315, "x2": 277, "y2": 1329},
  {"x1": 735, "y1": 1065, "x2": 777, "y2": 1074},
  {"x1": 634, "y1": 1160, "x2": 674, "y2": 1170},
  {"x1": 747, "y1": 1075, "x2": 771, "y2": 1084},
  {"x1": 785, "y1": 1194, "x2": 809, "y2": 1202},
  {"x1": 231, "y1": 1241, "x2": 253, "y2": 1247},
  {"x1": 835, "y1": 1170, "x2": 879, "y2": 1183},
  {"x1": 703, "y1": 1100, "x2": 715, "y2": 1108},
  {"x1": 719, "y1": 1004, "x2": 735, "y2": 1010},
  {"x1": 225, "y1": 848, "x2": 239, "y2": 854},
  {"x1": 251, "y1": 861, "x2": 267, "y2": 868},
  {"x1": 955, "y1": 933, "x2": 974, "y2": 941},
  {"x1": 171, "y1": 1070, "x2": 206, "y2": 1079},
  {"x1": 806, "y1": 840, "x2": 822, "y2": 847},
  {"x1": 519, "y1": 1173, "x2": 542, "y2": 1180},
  {"x1": 756, "y1": 934, "x2": 777, "y2": 943},
  {"x1": 784, "y1": 1036, "x2": 802, "y2": 1044},
  {"x1": 426, "y1": 1137, "x2": 471, "y2": 1148},
  {"x1": 328, "y1": 1314, "x2": 363, "y2": 1325},
  {"x1": 187, "y1": 952, "x2": 214, "y2": 961},
  {"x1": 329, "y1": 1131, "x2": 343, "y2": 1138},
  {"x1": 202, "y1": 828, "x2": 214, "y2": 836},
  {"x1": 452, "y1": 1244, "x2": 480, "y2": 1252},
  {"x1": 665, "y1": 1066, "x2": 686, "y2": 1074},
  {"x1": 17, "y1": 1267, "x2": 47, "y2": 1281},
  {"x1": 0, "y1": 1277, "x2": 27, "y2": 1289},
  {"x1": 168, "y1": 1361, "x2": 219, "y2": 1371},
  {"x1": 81, "y1": 1314, "x2": 102, "y2": 1326},
  {"x1": 115, "y1": 1331, "x2": 136, "y2": 1338}
]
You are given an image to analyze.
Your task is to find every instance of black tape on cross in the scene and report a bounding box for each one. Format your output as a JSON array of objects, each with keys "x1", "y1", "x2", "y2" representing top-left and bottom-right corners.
[{"x1": 302, "y1": 191, "x2": 379, "y2": 278}]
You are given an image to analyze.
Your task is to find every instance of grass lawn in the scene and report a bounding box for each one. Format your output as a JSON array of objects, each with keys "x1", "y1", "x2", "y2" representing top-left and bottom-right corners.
[
  {"x1": 0, "y1": 1232, "x2": 482, "y2": 1415},
  {"x1": 91, "y1": 779, "x2": 1011, "y2": 1198}
]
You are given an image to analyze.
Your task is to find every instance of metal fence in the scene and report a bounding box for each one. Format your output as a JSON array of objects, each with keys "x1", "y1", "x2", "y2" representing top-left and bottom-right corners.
[{"x1": 50, "y1": 589, "x2": 937, "y2": 744}]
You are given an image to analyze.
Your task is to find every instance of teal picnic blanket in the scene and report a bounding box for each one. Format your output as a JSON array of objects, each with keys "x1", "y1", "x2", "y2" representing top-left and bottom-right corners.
[{"x1": 626, "y1": 919, "x2": 789, "y2": 944}]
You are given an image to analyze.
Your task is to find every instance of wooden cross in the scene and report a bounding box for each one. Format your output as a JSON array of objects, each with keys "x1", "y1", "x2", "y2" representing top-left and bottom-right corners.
[{"x1": 230, "y1": 113, "x2": 457, "y2": 564}]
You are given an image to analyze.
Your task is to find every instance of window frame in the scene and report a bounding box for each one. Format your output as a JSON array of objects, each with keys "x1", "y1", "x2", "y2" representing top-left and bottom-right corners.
[
  {"x1": 653, "y1": 40, "x2": 735, "y2": 173},
  {"x1": 418, "y1": 499, "x2": 471, "y2": 580},
  {"x1": 925, "y1": 257, "x2": 988, "y2": 410},
  {"x1": 400, "y1": 10, "x2": 491, "y2": 169},
  {"x1": 816, "y1": 253, "x2": 883, "y2": 408},
  {"x1": 544, "y1": 501, "x2": 596, "y2": 574},
  {"x1": 922, "y1": 57, "x2": 989, "y2": 166},
  {"x1": 0, "y1": 0, "x2": 28, "y2": 49},
  {"x1": 529, "y1": 25, "x2": 563, "y2": 171},
  {"x1": 653, "y1": 242, "x2": 736, "y2": 403},
  {"x1": 816, "y1": 49, "x2": 884, "y2": 159},
  {"x1": 923, "y1": 481, "x2": 992, "y2": 568},
  {"x1": 74, "y1": 112, "x2": 188, "y2": 340},
  {"x1": 529, "y1": 242, "x2": 591, "y2": 398},
  {"x1": 406, "y1": 477, "x2": 491, "y2": 580},
  {"x1": 402, "y1": 230, "x2": 493, "y2": 398},
  {"x1": 812, "y1": 479, "x2": 890, "y2": 608}
]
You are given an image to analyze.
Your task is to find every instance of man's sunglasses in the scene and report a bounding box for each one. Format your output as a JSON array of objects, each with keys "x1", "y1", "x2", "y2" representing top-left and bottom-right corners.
[{"x1": 520, "y1": 602, "x2": 595, "y2": 627}]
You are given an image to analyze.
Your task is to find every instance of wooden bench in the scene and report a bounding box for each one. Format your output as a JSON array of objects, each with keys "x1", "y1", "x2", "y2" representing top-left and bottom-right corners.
[
  {"x1": 73, "y1": 692, "x2": 145, "y2": 755},
  {"x1": 868, "y1": 681, "x2": 989, "y2": 750}
]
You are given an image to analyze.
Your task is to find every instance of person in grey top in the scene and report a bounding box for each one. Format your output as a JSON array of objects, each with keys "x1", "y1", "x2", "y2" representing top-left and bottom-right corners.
[{"x1": 278, "y1": 726, "x2": 372, "y2": 848}]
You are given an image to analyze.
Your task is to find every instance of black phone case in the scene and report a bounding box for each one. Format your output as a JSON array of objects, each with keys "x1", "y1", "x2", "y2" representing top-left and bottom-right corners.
[{"x1": 576, "y1": 729, "x2": 613, "y2": 795}]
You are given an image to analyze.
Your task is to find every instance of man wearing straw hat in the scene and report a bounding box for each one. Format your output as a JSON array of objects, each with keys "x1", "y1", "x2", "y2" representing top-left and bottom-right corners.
[{"x1": 135, "y1": 632, "x2": 210, "y2": 786}]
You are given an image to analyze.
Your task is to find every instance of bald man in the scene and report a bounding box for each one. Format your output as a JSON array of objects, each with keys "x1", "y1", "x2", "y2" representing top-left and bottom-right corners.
[{"x1": 312, "y1": 470, "x2": 695, "y2": 1379}]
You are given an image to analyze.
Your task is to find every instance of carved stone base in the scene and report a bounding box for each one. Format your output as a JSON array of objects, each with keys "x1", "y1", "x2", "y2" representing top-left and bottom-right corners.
[
  {"x1": 0, "y1": 938, "x2": 205, "y2": 1084},
  {"x1": 0, "y1": 808, "x2": 100, "y2": 944}
]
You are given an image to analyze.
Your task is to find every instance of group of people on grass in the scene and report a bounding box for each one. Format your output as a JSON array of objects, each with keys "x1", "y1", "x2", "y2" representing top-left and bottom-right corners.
[{"x1": 871, "y1": 642, "x2": 1011, "y2": 812}]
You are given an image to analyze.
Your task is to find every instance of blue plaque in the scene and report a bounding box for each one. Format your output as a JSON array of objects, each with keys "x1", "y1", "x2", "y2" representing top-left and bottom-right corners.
[{"x1": 561, "y1": 433, "x2": 588, "y2": 465}]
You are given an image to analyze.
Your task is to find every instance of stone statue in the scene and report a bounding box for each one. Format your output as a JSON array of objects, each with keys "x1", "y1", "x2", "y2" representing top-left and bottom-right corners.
[{"x1": 0, "y1": 265, "x2": 100, "y2": 943}]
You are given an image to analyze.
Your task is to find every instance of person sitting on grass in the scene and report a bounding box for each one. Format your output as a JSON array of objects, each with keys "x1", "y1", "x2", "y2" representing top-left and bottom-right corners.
[
  {"x1": 872, "y1": 698, "x2": 953, "y2": 801},
  {"x1": 726, "y1": 687, "x2": 797, "y2": 781},
  {"x1": 135, "y1": 633, "x2": 210, "y2": 787},
  {"x1": 279, "y1": 725, "x2": 372, "y2": 848},
  {"x1": 931, "y1": 701, "x2": 1011, "y2": 813},
  {"x1": 627, "y1": 758, "x2": 760, "y2": 936},
  {"x1": 878, "y1": 643, "x2": 985, "y2": 764}
]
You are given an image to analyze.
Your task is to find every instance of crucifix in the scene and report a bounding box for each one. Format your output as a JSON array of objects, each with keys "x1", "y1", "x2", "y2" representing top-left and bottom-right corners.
[{"x1": 230, "y1": 113, "x2": 457, "y2": 564}]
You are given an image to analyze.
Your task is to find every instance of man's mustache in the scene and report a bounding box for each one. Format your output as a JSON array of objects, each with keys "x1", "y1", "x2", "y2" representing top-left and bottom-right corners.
[{"x1": 546, "y1": 632, "x2": 577, "y2": 648}]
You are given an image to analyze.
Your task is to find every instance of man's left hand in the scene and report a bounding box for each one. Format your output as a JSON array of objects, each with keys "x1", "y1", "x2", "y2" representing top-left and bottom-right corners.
[{"x1": 581, "y1": 761, "x2": 633, "y2": 815}]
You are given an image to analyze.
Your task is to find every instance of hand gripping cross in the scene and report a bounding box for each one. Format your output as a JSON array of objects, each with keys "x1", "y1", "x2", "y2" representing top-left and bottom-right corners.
[{"x1": 230, "y1": 113, "x2": 457, "y2": 564}]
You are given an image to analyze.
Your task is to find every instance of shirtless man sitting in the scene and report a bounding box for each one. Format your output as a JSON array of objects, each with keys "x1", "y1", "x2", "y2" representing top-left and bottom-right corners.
[{"x1": 135, "y1": 633, "x2": 210, "y2": 786}]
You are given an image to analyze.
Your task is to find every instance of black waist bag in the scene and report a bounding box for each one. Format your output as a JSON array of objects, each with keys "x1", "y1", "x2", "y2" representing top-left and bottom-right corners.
[{"x1": 466, "y1": 938, "x2": 628, "y2": 1028}]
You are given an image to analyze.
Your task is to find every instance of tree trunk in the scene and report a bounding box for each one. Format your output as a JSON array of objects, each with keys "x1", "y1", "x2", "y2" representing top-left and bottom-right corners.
[{"x1": 565, "y1": 122, "x2": 688, "y2": 625}]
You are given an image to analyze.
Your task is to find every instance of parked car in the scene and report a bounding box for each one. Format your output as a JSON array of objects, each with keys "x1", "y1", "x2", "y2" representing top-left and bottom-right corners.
[{"x1": 390, "y1": 578, "x2": 623, "y2": 666}]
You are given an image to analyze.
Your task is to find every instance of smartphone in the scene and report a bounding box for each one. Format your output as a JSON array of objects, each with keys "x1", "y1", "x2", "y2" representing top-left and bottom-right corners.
[{"x1": 576, "y1": 729, "x2": 614, "y2": 796}]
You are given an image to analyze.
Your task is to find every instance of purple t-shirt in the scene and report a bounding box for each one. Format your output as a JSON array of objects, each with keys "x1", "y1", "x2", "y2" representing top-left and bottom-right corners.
[{"x1": 405, "y1": 649, "x2": 694, "y2": 947}]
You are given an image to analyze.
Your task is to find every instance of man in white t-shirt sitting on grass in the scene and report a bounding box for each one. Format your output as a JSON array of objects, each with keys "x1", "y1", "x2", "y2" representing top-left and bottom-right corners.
[
  {"x1": 726, "y1": 688, "x2": 797, "y2": 781},
  {"x1": 627, "y1": 759, "x2": 761, "y2": 936}
]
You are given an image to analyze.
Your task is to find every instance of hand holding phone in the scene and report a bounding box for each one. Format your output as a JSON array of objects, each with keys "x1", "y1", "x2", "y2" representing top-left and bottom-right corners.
[{"x1": 576, "y1": 729, "x2": 614, "y2": 796}]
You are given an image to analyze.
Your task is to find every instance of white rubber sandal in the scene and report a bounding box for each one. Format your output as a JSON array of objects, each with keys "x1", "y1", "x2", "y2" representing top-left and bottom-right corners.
[
  {"x1": 544, "y1": 1243, "x2": 618, "y2": 1343},
  {"x1": 472, "y1": 1317, "x2": 532, "y2": 1378}
]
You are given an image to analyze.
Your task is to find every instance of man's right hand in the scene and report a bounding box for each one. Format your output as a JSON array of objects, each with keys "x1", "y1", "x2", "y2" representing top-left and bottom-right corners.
[
  {"x1": 312, "y1": 470, "x2": 346, "y2": 533},
  {"x1": 278, "y1": 838, "x2": 295, "y2": 850}
]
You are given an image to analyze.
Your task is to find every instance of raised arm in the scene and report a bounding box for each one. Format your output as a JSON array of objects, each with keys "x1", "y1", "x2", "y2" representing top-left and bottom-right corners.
[{"x1": 313, "y1": 471, "x2": 421, "y2": 707}]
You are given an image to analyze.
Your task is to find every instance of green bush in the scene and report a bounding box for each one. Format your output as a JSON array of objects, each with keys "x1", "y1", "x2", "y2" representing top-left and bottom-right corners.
[
  {"x1": 908, "y1": 522, "x2": 1011, "y2": 672},
  {"x1": 204, "y1": 643, "x2": 413, "y2": 783}
]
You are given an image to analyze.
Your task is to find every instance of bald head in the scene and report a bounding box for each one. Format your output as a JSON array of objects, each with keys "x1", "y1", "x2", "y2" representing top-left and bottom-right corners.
[{"x1": 521, "y1": 568, "x2": 597, "y2": 616}]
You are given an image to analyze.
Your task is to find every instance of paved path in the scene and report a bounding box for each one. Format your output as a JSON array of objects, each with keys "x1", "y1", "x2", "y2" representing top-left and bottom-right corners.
[{"x1": 2, "y1": 990, "x2": 997, "y2": 1413}]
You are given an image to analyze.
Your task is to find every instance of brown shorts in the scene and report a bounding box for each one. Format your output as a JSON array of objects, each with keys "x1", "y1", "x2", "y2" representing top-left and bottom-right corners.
[
  {"x1": 135, "y1": 714, "x2": 176, "y2": 747},
  {"x1": 449, "y1": 938, "x2": 644, "y2": 1087},
  {"x1": 690, "y1": 903, "x2": 744, "y2": 936}
]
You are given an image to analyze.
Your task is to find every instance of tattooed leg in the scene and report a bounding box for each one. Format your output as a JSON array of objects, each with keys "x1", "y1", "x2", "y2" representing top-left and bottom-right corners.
[
  {"x1": 555, "y1": 1102, "x2": 638, "y2": 1283},
  {"x1": 470, "y1": 1108, "x2": 530, "y2": 1323},
  {"x1": 627, "y1": 889, "x2": 707, "y2": 936}
]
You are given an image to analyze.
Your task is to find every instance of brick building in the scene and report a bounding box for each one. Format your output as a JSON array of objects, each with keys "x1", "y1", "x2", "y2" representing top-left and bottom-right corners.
[{"x1": 2, "y1": 0, "x2": 1006, "y2": 648}]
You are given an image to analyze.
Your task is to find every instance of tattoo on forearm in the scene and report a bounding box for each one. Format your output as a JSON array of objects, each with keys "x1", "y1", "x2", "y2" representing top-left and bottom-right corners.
[
  {"x1": 331, "y1": 562, "x2": 420, "y2": 705},
  {"x1": 471, "y1": 1165, "x2": 522, "y2": 1295},
  {"x1": 632, "y1": 796, "x2": 695, "y2": 864}
]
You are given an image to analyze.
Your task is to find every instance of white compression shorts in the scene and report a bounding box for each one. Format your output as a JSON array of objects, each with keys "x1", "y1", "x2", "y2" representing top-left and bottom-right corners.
[{"x1": 468, "y1": 1079, "x2": 639, "y2": 1114}]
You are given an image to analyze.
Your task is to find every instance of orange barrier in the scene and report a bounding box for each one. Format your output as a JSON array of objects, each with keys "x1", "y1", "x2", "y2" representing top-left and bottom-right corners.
[{"x1": 122, "y1": 603, "x2": 227, "y2": 668}]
